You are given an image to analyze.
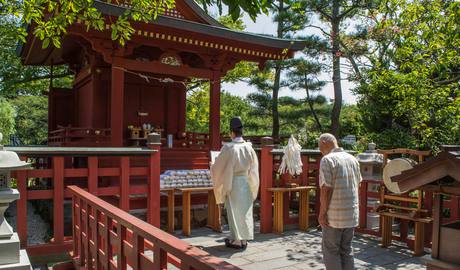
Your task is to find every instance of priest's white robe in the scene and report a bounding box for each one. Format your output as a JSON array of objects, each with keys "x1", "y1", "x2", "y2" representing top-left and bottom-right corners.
[{"x1": 210, "y1": 138, "x2": 259, "y2": 240}]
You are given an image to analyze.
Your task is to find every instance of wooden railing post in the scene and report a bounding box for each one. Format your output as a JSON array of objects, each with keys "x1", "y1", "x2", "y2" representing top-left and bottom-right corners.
[
  {"x1": 16, "y1": 156, "x2": 28, "y2": 248},
  {"x1": 147, "y1": 133, "x2": 161, "y2": 227},
  {"x1": 120, "y1": 156, "x2": 130, "y2": 211},
  {"x1": 53, "y1": 156, "x2": 65, "y2": 244},
  {"x1": 88, "y1": 156, "x2": 98, "y2": 195},
  {"x1": 260, "y1": 137, "x2": 274, "y2": 233},
  {"x1": 67, "y1": 186, "x2": 241, "y2": 270},
  {"x1": 359, "y1": 180, "x2": 368, "y2": 229}
]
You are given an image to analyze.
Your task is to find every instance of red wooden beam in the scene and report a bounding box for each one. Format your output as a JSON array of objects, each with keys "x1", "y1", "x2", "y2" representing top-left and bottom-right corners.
[
  {"x1": 53, "y1": 156, "x2": 65, "y2": 245},
  {"x1": 147, "y1": 144, "x2": 161, "y2": 227},
  {"x1": 16, "y1": 166, "x2": 28, "y2": 249},
  {"x1": 120, "y1": 156, "x2": 130, "y2": 211},
  {"x1": 209, "y1": 73, "x2": 221, "y2": 151},
  {"x1": 88, "y1": 157, "x2": 98, "y2": 195},
  {"x1": 111, "y1": 66, "x2": 125, "y2": 146},
  {"x1": 260, "y1": 144, "x2": 274, "y2": 233}
]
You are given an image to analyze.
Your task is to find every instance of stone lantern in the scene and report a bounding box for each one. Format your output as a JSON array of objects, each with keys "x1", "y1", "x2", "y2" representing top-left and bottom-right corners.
[
  {"x1": 356, "y1": 142, "x2": 384, "y2": 230},
  {"x1": 0, "y1": 133, "x2": 32, "y2": 270},
  {"x1": 356, "y1": 142, "x2": 384, "y2": 180}
]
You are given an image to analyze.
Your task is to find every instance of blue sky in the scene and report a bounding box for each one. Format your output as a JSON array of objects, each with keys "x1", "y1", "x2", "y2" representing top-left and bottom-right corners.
[{"x1": 218, "y1": 12, "x2": 358, "y2": 105}]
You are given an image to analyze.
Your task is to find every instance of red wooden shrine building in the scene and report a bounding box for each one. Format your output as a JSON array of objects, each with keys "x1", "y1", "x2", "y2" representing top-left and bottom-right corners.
[
  {"x1": 18, "y1": 0, "x2": 305, "y2": 153},
  {"x1": 13, "y1": 1, "x2": 308, "y2": 263}
]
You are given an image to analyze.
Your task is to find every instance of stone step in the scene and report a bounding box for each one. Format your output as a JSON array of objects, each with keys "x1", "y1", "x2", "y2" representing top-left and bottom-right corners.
[{"x1": 0, "y1": 250, "x2": 32, "y2": 270}]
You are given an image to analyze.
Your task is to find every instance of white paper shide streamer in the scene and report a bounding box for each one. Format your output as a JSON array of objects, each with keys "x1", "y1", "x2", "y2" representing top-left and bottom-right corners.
[{"x1": 278, "y1": 135, "x2": 303, "y2": 176}]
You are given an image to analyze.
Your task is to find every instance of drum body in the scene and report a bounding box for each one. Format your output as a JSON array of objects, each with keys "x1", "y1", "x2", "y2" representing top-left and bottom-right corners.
[{"x1": 382, "y1": 158, "x2": 417, "y2": 194}]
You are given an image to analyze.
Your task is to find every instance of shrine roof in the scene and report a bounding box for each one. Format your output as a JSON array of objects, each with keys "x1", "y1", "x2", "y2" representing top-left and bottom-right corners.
[
  {"x1": 93, "y1": 0, "x2": 307, "y2": 51},
  {"x1": 17, "y1": 1, "x2": 308, "y2": 66},
  {"x1": 391, "y1": 145, "x2": 460, "y2": 194}
]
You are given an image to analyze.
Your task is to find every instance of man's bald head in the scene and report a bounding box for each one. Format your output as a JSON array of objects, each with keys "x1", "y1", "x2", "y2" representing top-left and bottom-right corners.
[{"x1": 318, "y1": 133, "x2": 339, "y2": 155}]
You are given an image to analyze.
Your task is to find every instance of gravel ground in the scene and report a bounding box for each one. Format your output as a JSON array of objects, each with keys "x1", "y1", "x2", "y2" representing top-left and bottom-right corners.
[{"x1": 6, "y1": 201, "x2": 51, "y2": 245}]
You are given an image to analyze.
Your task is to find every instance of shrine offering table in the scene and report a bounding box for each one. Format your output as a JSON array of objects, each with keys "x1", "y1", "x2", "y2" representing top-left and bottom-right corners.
[
  {"x1": 268, "y1": 186, "x2": 317, "y2": 234},
  {"x1": 177, "y1": 187, "x2": 221, "y2": 236}
]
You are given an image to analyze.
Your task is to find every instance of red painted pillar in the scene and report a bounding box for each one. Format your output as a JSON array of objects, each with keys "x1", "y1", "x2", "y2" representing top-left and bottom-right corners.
[
  {"x1": 16, "y1": 158, "x2": 28, "y2": 248},
  {"x1": 178, "y1": 85, "x2": 187, "y2": 133},
  {"x1": 260, "y1": 139, "x2": 274, "y2": 233},
  {"x1": 88, "y1": 156, "x2": 98, "y2": 195},
  {"x1": 209, "y1": 73, "x2": 221, "y2": 151},
  {"x1": 53, "y1": 156, "x2": 65, "y2": 244},
  {"x1": 313, "y1": 156, "x2": 321, "y2": 221},
  {"x1": 111, "y1": 66, "x2": 124, "y2": 146},
  {"x1": 147, "y1": 134, "x2": 161, "y2": 227},
  {"x1": 120, "y1": 157, "x2": 130, "y2": 211}
]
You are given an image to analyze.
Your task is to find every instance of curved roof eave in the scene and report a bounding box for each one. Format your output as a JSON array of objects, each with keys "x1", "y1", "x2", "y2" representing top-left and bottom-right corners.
[
  {"x1": 94, "y1": 0, "x2": 307, "y2": 52},
  {"x1": 182, "y1": 0, "x2": 224, "y2": 27}
]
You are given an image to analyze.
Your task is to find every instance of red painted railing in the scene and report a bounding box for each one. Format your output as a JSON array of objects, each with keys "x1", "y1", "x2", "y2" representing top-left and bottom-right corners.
[
  {"x1": 69, "y1": 185, "x2": 239, "y2": 270},
  {"x1": 8, "y1": 146, "x2": 161, "y2": 256},
  {"x1": 48, "y1": 127, "x2": 111, "y2": 146}
]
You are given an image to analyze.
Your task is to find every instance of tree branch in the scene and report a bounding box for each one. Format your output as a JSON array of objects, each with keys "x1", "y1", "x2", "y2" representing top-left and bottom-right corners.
[
  {"x1": 435, "y1": 75, "x2": 460, "y2": 85},
  {"x1": 305, "y1": 25, "x2": 331, "y2": 37},
  {"x1": 14, "y1": 72, "x2": 73, "y2": 84}
]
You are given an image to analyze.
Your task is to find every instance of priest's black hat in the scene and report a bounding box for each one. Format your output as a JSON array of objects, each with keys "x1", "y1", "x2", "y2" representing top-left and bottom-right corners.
[{"x1": 230, "y1": 117, "x2": 243, "y2": 131}]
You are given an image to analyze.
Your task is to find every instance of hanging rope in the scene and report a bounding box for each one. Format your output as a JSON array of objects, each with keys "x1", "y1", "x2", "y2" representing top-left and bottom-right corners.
[
  {"x1": 278, "y1": 135, "x2": 303, "y2": 177},
  {"x1": 112, "y1": 66, "x2": 220, "y2": 86}
]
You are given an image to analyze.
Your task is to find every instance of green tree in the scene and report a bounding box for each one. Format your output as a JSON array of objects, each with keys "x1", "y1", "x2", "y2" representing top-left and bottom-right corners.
[
  {"x1": 285, "y1": 57, "x2": 325, "y2": 132},
  {"x1": 355, "y1": 0, "x2": 460, "y2": 151},
  {"x1": 0, "y1": 17, "x2": 72, "y2": 97},
  {"x1": 186, "y1": 84, "x2": 254, "y2": 134},
  {"x1": 0, "y1": 98, "x2": 15, "y2": 144},
  {"x1": 4, "y1": 0, "x2": 270, "y2": 48},
  {"x1": 247, "y1": 0, "x2": 316, "y2": 137},
  {"x1": 303, "y1": 0, "x2": 378, "y2": 136},
  {"x1": 10, "y1": 95, "x2": 48, "y2": 145}
]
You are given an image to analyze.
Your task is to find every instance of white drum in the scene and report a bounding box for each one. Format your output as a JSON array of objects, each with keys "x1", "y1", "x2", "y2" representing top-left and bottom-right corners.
[{"x1": 383, "y1": 158, "x2": 417, "y2": 194}]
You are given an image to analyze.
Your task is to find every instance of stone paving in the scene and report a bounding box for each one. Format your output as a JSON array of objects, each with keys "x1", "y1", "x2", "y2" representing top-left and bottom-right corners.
[{"x1": 178, "y1": 226, "x2": 426, "y2": 270}]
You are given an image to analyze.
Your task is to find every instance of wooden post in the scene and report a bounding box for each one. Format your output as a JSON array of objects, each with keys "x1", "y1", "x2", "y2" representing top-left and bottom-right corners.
[
  {"x1": 299, "y1": 189, "x2": 310, "y2": 231},
  {"x1": 414, "y1": 222, "x2": 425, "y2": 256},
  {"x1": 72, "y1": 195, "x2": 77, "y2": 259},
  {"x1": 16, "y1": 166, "x2": 28, "y2": 249},
  {"x1": 182, "y1": 191, "x2": 191, "y2": 236},
  {"x1": 147, "y1": 134, "x2": 161, "y2": 227},
  {"x1": 260, "y1": 139, "x2": 274, "y2": 233},
  {"x1": 209, "y1": 73, "x2": 221, "y2": 151},
  {"x1": 53, "y1": 156, "x2": 65, "y2": 244},
  {"x1": 359, "y1": 181, "x2": 368, "y2": 229},
  {"x1": 120, "y1": 156, "x2": 130, "y2": 211},
  {"x1": 207, "y1": 190, "x2": 221, "y2": 231},
  {"x1": 273, "y1": 191, "x2": 283, "y2": 234},
  {"x1": 167, "y1": 189, "x2": 175, "y2": 233},
  {"x1": 432, "y1": 194, "x2": 443, "y2": 258},
  {"x1": 88, "y1": 156, "x2": 98, "y2": 195},
  {"x1": 111, "y1": 66, "x2": 125, "y2": 146},
  {"x1": 381, "y1": 215, "x2": 393, "y2": 248}
]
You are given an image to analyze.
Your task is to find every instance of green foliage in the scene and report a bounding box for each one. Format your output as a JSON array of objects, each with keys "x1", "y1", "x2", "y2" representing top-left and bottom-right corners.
[
  {"x1": 186, "y1": 83, "x2": 254, "y2": 134},
  {"x1": 0, "y1": 17, "x2": 72, "y2": 97},
  {"x1": 3, "y1": 0, "x2": 268, "y2": 48},
  {"x1": 355, "y1": 0, "x2": 460, "y2": 151},
  {"x1": 10, "y1": 95, "x2": 48, "y2": 145},
  {"x1": 0, "y1": 98, "x2": 15, "y2": 144},
  {"x1": 198, "y1": 0, "x2": 270, "y2": 21}
]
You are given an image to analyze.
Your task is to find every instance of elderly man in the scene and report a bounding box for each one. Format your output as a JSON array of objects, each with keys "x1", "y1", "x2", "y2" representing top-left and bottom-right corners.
[{"x1": 318, "y1": 133, "x2": 362, "y2": 270}]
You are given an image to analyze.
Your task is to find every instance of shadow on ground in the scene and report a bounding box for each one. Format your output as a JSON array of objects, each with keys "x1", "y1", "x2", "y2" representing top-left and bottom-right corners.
[{"x1": 179, "y1": 225, "x2": 426, "y2": 270}]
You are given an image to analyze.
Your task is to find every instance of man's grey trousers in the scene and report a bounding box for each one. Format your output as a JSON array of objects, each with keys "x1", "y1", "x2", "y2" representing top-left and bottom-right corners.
[{"x1": 322, "y1": 227, "x2": 355, "y2": 270}]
